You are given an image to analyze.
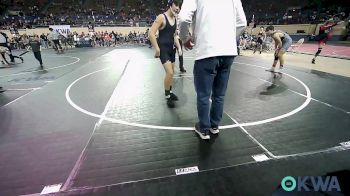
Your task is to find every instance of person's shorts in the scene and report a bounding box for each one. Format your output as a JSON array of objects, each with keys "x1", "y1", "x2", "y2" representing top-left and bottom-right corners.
[
  {"x1": 159, "y1": 45, "x2": 176, "y2": 64},
  {"x1": 281, "y1": 37, "x2": 293, "y2": 51}
]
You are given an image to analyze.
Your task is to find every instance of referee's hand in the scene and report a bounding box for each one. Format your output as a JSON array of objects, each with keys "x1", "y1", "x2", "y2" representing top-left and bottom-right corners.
[{"x1": 184, "y1": 40, "x2": 194, "y2": 50}]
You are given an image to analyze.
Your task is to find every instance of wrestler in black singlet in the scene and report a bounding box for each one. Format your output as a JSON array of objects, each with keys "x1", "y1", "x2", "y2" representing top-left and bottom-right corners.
[
  {"x1": 158, "y1": 14, "x2": 177, "y2": 64},
  {"x1": 257, "y1": 32, "x2": 264, "y2": 44}
]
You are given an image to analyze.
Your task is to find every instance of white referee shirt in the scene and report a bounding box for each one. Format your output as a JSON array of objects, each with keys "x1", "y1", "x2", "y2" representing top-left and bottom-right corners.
[
  {"x1": 49, "y1": 31, "x2": 60, "y2": 40},
  {"x1": 179, "y1": 0, "x2": 247, "y2": 60}
]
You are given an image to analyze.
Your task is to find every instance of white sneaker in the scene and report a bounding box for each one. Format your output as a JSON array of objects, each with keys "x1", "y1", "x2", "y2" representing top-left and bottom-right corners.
[
  {"x1": 276, "y1": 66, "x2": 284, "y2": 73},
  {"x1": 210, "y1": 128, "x2": 220, "y2": 134},
  {"x1": 266, "y1": 67, "x2": 275, "y2": 72},
  {"x1": 194, "y1": 123, "x2": 210, "y2": 140}
]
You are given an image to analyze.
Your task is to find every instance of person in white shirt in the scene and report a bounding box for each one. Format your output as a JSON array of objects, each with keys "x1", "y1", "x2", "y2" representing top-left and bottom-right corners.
[
  {"x1": 48, "y1": 28, "x2": 63, "y2": 53},
  {"x1": 0, "y1": 31, "x2": 23, "y2": 65},
  {"x1": 179, "y1": 0, "x2": 247, "y2": 140},
  {"x1": 0, "y1": 30, "x2": 19, "y2": 63},
  {"x1": 0, "y1": 46, "x2": 10, "y2": 66}
]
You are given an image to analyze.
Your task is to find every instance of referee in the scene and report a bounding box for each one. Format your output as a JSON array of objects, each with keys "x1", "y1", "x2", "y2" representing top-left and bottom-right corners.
[{"x1": 48, "y1": 28, "x2": 63, "y2": 53}]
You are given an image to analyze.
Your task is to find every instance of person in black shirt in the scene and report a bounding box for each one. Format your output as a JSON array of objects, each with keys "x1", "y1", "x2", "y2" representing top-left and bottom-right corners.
[
  {"x1": 145, "y1": 28, "x2": 152, "y2": 48},
  {"x1": 149, "y1": 0, "x2": 182, "y2": 108},
  {"x1": 29, "y1": 35, "x2": 43, "y2": 69},
  {"x1": 112, "y1": 31, "x2": 118, "y2": 46}
]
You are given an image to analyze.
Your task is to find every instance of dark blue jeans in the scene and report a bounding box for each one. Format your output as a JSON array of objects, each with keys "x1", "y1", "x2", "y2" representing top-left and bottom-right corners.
[{"x1": 194, "y1": 56, "x2": 235, "y2": 130}]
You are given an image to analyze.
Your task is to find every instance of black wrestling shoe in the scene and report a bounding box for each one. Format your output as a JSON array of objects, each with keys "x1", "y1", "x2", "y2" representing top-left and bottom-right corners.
[
  {"x1": 170, "y1": 93, "x2": 178, "y2": 101},
  {"x1": 166, "y1": 98, "x2": 175, "y2": 108},
  {"x1": 312, "y1": 59, "x2": 315, "y2": 64}
]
